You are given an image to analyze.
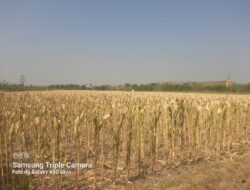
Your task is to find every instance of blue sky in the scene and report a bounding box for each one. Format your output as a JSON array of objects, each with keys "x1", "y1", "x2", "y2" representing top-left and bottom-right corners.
[{"x1": 0, "y1": 0, "x2": 249, "y2": 85}]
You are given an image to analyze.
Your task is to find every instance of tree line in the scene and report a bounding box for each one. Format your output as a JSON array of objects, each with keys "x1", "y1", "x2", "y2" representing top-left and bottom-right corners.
[{"x1": 0, "y1": 81, "x2": 250, "y2": 93}]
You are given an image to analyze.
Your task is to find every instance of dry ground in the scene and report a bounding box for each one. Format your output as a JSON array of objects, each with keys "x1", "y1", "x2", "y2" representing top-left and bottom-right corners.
[{"x1": 125, "y1": 147, "x2": 250, "y2": 190}]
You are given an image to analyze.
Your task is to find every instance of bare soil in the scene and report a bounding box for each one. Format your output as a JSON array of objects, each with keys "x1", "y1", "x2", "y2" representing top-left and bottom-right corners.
[{"x1": 125, "y1": 148, "x2": 250, "y2": 190}]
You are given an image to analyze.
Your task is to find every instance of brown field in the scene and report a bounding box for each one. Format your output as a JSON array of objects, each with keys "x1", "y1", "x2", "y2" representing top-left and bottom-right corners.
[{"x1": 0, "y1": 91, "x2": 250, "y2": 189}]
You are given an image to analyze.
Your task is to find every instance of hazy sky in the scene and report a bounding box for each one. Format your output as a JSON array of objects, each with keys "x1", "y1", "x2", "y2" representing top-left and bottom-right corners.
[{"x1": 0, "y1": 0, "x2": 250, "y2": 85}]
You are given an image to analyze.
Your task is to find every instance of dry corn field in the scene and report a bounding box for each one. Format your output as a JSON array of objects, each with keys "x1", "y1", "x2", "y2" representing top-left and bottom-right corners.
[{"x1": 0, "y1": 91, "x2": 250, "y2": 190}]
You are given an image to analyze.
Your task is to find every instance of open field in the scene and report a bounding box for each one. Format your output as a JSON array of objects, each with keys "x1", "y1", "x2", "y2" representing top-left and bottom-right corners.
[{"x1": 0, "y1": 91, "x2": 250, "y2": 189}]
